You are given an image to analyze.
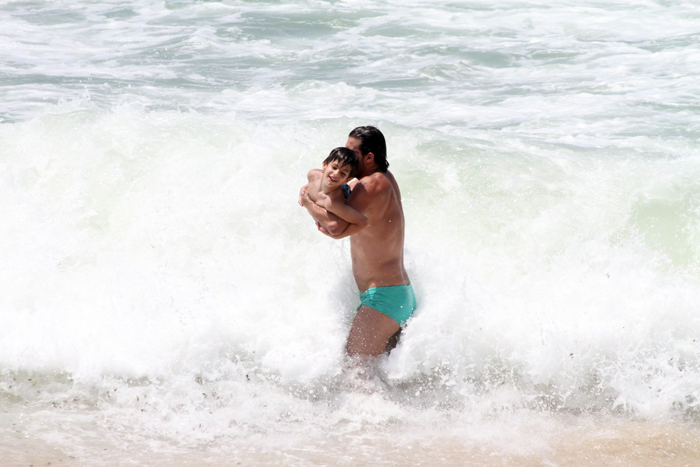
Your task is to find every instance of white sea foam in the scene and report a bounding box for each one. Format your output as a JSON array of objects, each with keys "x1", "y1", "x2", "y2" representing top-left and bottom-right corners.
[{"x1": 2, "y1": 0, "x2": 700, "y2": 464}]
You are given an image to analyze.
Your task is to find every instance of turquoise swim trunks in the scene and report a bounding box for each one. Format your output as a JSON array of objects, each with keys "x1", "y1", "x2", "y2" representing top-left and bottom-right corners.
[{"x1": 357, "y1": 283, "x2": 416, "y2": 327}]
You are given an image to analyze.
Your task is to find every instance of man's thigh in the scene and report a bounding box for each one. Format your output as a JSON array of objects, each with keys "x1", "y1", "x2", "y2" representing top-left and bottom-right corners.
[{"x1": 346, "y1": 306, "x2": 401, "y2": 357}]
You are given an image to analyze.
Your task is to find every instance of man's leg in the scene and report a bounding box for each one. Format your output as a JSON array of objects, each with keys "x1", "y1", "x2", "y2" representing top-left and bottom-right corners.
[
  {"x1": 346, "y1": 306, "x2": 401, "y2": 357},
  {"x1": 385, "y1": 328, "x2": 402, "y2": 353}
]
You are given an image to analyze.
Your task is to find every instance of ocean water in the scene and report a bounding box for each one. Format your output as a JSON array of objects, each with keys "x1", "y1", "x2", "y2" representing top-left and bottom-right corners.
[{"x1": 2, "y1": 0, "x2": 700, "y2": 465}]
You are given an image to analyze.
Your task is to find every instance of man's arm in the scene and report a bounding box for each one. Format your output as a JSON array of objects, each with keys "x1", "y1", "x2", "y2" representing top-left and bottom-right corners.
[
  {"x1": 300, "y1": 191, "x2": 350, "y2": 235},
  {"x1": 317, "y1": 175, "x2": 385, "y2": 239},
  {"x1": 317, "y1": 220, "x2": 366, "y2": 239},
  {"x1": 325, "y1": 198, "x2": 369, "y2": 227}
]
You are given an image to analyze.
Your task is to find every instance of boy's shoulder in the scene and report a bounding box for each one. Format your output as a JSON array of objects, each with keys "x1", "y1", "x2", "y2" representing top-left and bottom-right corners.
[{"x1": 307, "y1": 168, "x2": 323, "y2": 181}]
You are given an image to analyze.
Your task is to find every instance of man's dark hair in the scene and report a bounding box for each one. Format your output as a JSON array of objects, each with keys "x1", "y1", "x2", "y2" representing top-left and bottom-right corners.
[
  {"x1": 349, "y1": 126, "x2": 388, "y2": 173},
  {"x1": 324, "y1": 147, "x2": 359, "y2": 178}
]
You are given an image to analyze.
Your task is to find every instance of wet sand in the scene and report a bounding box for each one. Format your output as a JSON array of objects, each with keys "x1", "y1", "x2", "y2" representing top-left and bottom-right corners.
[{"x1": 5, "y1": 417, "x2": 700, "y2": 467}]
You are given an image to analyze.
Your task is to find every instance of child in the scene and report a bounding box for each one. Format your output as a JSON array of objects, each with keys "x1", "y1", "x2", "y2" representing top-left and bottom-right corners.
[{"x1": 300, "y1": 147, "x2": 368, "y2": 228}]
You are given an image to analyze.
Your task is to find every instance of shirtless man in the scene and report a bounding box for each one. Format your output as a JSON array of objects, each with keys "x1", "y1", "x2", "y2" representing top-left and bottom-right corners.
[{"x1": 300, "y1": 126, "x2": 415, "y2": 357}]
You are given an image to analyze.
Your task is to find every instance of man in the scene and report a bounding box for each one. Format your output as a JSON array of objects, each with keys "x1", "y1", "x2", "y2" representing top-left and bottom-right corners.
[{"x1": 300, "y1": 126, "x2": 415, "y2": 357}]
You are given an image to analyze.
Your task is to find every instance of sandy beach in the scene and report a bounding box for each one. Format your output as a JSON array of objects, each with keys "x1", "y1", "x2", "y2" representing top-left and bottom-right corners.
[{"x1": 6, "y1": 416, "x2": 700, "y2": 467}]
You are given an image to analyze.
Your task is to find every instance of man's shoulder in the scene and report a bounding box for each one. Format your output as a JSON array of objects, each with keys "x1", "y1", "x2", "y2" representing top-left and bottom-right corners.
[{"x1": 357, "y1": 171, "x2": 391, "y2": 195}]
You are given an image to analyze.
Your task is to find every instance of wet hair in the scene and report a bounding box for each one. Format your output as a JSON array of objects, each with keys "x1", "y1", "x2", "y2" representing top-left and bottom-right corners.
[
  {"x1": 348, "y1": 126, "x2": 388, "y2": 173},
  {"x1": 323, "y1": 147, "x2": 359, "y2": 179}
]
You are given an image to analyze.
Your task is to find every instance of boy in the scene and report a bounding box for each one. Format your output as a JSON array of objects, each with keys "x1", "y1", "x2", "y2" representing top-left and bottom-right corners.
[{"x1": 299, "y1": 147, "x2": 368, "y2": 229}]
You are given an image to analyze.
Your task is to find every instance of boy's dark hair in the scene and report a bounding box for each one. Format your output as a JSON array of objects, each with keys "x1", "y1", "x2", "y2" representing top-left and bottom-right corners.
[
  {"x1": 324, "y1": 147, "x2": 359, "y2": 179},
  {"x1": 348, "y1": 126, "x2": 388, "y2": 173}
]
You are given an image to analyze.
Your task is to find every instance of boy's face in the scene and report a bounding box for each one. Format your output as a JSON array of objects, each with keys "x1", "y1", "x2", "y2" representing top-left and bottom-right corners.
[{"x1": 322, "y1": 160, "x2": 352, "y2": 189}]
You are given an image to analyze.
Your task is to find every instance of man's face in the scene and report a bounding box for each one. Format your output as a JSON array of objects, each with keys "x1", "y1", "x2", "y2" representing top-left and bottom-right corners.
[{"x1": 345, "y1": 136, "x2": 365, "y2": 176}]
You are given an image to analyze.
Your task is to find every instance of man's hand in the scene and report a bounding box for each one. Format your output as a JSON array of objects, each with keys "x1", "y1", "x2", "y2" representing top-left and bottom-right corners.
[{"x1": 316, "y1": 221, "x2": 332, "y2": 237}]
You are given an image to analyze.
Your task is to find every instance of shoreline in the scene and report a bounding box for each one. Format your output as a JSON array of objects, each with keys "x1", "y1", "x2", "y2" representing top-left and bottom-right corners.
[{"x1": 5, "y1": 416, "x2": 700, "y2": 467}]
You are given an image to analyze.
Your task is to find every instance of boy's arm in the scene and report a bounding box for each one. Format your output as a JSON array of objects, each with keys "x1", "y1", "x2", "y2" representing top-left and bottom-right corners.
[{"x1": 324, "y1": 198, "x2": 368, "y2": 227}]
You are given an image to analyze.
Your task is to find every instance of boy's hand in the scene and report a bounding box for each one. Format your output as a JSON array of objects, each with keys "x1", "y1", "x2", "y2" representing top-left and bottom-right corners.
[{"x1": 298, "y1": 184, "x2": 308, "y2": 206}]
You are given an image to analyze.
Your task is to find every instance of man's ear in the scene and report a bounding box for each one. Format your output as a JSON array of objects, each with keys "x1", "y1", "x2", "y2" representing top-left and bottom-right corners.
[
  {"x1": 322, "y1": 160, "x2": 328, "y2": 168},
  {"x1": 365, "y1": 152, "x2": 375, "y2": 164}
]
